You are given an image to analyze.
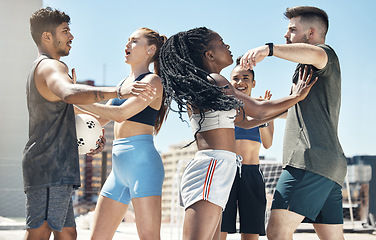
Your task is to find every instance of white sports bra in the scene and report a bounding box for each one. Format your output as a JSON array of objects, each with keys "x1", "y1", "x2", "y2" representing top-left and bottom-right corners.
[{"x1": 190, "y1": 109, "x2": 237, "y2": 133}]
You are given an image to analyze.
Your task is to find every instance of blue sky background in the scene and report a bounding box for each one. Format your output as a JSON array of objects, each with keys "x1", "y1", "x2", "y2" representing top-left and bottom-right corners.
[{"x1": 43, "y1": 0, "x2": 376, "y2": 161}]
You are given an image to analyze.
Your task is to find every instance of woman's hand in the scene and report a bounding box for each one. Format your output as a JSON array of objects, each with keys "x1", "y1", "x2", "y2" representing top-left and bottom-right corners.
[
  {"x1": 260, "y1": 90, "x2": 272, "y2": 100},
  {"x1": 291, "y1": 65, "x2": 318, "y2": 101}
]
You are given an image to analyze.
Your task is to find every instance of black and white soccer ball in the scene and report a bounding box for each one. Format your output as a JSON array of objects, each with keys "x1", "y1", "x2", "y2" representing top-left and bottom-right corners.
[{"x1": 75, "y1": 114, "x2": 102, "y2": 154}]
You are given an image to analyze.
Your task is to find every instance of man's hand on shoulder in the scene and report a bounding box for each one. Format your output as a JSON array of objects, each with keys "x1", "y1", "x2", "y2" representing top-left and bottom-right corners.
[{"x1": 119, "y1": 80, "x2": 157, "y2": 101}]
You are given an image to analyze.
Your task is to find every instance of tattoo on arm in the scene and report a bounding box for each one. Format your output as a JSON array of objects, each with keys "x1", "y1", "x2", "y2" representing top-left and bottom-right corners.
[{"x1": 93, "y1": 91, "x2": 106, "y2": 102}]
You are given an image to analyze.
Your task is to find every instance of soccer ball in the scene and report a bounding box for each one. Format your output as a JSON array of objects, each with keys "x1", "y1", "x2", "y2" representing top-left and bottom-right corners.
[{"x1": 75, "y1": 114, "x2": 102, "y2": 154}]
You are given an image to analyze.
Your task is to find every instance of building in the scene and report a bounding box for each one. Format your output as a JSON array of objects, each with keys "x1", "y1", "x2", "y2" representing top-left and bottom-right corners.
[
  {"x1": 0, "y1": 0, "x2": 42, "y2": 218},
  {"x1": 73, "y1": 80, "x2": 114, "y2": 215},
  {"x1": 0, "y1": 1, "x2": 112, "y2": 218},
  {"x1": 160, "y1": 141, "x2": 197, "y2": 222}
]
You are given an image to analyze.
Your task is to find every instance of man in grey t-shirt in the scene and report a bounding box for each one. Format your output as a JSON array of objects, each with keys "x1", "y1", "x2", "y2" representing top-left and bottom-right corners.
[{"x1": 240, "y1": 6, "x2": 346, "y2": 240}]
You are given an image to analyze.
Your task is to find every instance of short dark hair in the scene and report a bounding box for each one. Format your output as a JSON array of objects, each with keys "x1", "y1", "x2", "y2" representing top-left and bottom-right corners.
[
  {"x1": 284, "y1": 6, "x2": 329, "y2": 37},
  {"x1": 30, "y1": 7, "x2": 70, "y2": 45}
]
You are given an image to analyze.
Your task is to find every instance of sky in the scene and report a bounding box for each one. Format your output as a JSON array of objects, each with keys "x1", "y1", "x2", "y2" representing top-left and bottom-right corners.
[{"x1": 43, "y1": 0, "x2": 376, "y2": 162}]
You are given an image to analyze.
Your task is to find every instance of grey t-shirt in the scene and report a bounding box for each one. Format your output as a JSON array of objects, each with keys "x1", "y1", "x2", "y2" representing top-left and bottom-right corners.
[
  {"x1": 282, "y1": 44, "x2": 347, "y2": 186},
  {"x1": 22, "y1": 54, "x2": 80, "y2": 191}
]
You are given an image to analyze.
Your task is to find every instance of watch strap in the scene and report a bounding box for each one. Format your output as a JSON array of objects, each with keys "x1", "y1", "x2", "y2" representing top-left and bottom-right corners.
[{"x1": 265, "y1": 43, "x2": 273, "y2": 56}]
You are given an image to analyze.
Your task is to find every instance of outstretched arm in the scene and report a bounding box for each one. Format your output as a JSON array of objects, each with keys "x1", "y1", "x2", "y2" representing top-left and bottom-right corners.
[
  {"x1": 240, "y1": 43, "x2": 327, "y2": 70},
  {"x1": 74, "y1": 101, "x2": 112, "y2": 127},
  {"x1": 35, "y1": 59, "x2": 156, "y2": 104},
  {"x1": 214, "y1": 66, "x2": 317, "y2": 121},
  {"x1": 234, "y1": 90, "x2": 272, "y2": 128},
  {"x1": 77, "y1": 74, "x2": 163, "y2": 123},
  {"x1": 235, "y1": 90, "x2": 274, "y2": 148}
]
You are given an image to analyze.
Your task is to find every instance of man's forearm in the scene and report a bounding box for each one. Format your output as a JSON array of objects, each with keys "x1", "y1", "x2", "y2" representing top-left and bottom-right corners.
[{"x1": 273, "y1": 43, "x2": 327, "y2": 69}]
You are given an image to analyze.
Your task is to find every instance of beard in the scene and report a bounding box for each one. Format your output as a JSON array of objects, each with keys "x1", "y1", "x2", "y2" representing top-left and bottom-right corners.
[
  {"x1": 53, "y1": 39, "x2": 70, "y2": 56},
  {"x1": 301, "y1": 34, "x2": 309, "y2": 43},
  {"x1": 286, "y1": 34, "x2": 309, "y2": 44}
]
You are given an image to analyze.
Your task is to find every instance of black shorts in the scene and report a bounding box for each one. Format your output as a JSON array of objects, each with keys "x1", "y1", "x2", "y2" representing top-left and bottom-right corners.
[{"x1": 221, "y1": 164, "x2": 266, "y2": 235}]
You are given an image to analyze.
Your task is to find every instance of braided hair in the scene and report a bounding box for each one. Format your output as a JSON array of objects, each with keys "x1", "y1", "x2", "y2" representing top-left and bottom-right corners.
[{"x1": 159, "y1": 27, "x2": 242, "y2": 122}]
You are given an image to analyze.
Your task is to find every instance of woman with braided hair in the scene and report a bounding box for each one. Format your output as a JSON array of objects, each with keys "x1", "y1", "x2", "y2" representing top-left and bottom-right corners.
[
  {"x1": 77, "y1": 27, "x2": 168, "y2": 240},
  {"x1": 159, "y1": 27, "x2": 317, "y2": 240}
]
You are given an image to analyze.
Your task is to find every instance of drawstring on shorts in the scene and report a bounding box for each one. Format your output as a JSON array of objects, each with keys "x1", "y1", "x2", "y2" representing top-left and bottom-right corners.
[{"x1": 236, "y1": 155, "x2": 243, "y2": 177}]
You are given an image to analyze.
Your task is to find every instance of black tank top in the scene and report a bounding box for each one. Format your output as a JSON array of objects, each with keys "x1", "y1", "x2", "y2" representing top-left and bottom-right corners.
[
  {"x1": 111, "y1": 72, "x2": 158, "y2": 126},
  {"x1": 22, "y1": 54, "x2": 80, "y2": 191}
]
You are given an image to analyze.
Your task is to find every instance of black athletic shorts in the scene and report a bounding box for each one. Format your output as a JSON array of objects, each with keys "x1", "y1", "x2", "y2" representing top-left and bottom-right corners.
[{"x1": 221, "y1": 164, "x2": 266, "y2": 235}]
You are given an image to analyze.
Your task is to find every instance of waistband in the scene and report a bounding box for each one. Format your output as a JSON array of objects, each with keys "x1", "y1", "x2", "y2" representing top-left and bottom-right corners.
[
  {"x1": 241, "y1": 164, "x2": 260, "y2": 169},
  {"x1": 195, "y1": 149, "x2": 236, "y2": 160},
  {"x1": 113, "y1": 134, "x2": 154, "y2": 146},
  {"x1": 195, "y1": 149, "x2": 242, "y2": 176}
]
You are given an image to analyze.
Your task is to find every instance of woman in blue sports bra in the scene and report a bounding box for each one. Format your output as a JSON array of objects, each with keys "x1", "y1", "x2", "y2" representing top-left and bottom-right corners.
[
  {"x1": 159, "y1": 27, "x2": 317, "y2": 240},
  {"x1": 220, "y1": 57, "x2": 274, "y2": 240},
  {"x1": 76, "y1": 28, "x2": 168, "y2": 240}
]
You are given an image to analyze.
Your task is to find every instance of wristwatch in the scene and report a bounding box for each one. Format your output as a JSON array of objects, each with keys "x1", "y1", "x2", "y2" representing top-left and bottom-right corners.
[
  {"x1": 265, "y1": 43, "x2": 273, "y2": 56},
  {"x1": 259, "y1": 122, "x2": 269, "y2": 128}
]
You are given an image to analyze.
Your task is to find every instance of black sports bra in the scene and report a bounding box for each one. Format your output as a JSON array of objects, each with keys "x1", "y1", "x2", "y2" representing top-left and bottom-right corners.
[{"x1": 111, "y1": 72, "x2": 158, "y2": 126}]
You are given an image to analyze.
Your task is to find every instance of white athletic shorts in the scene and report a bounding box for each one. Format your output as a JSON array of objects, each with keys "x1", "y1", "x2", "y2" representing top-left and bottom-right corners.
[{"x1": 179, "y1": 149, "x2": 240, "y2": 210}]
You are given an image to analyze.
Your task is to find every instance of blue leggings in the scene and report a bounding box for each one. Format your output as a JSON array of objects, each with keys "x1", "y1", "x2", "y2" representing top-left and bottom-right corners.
[{"x1": 100, "y1": 134, "x2": 164, "y2": 204}]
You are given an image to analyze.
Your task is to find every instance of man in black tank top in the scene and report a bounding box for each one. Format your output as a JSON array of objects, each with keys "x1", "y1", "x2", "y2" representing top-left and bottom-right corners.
[{"x1": 24, "y1": 7, "x2": 156, "y2": 240}]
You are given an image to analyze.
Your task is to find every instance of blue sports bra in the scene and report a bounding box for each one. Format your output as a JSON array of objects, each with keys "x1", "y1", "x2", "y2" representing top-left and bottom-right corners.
[
  {"x1": 235, "y1": 126, "x2": 261, "y2": 143},
  {"x1": 111, "y1": 72, "x2": 158, "y2": 126}
]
